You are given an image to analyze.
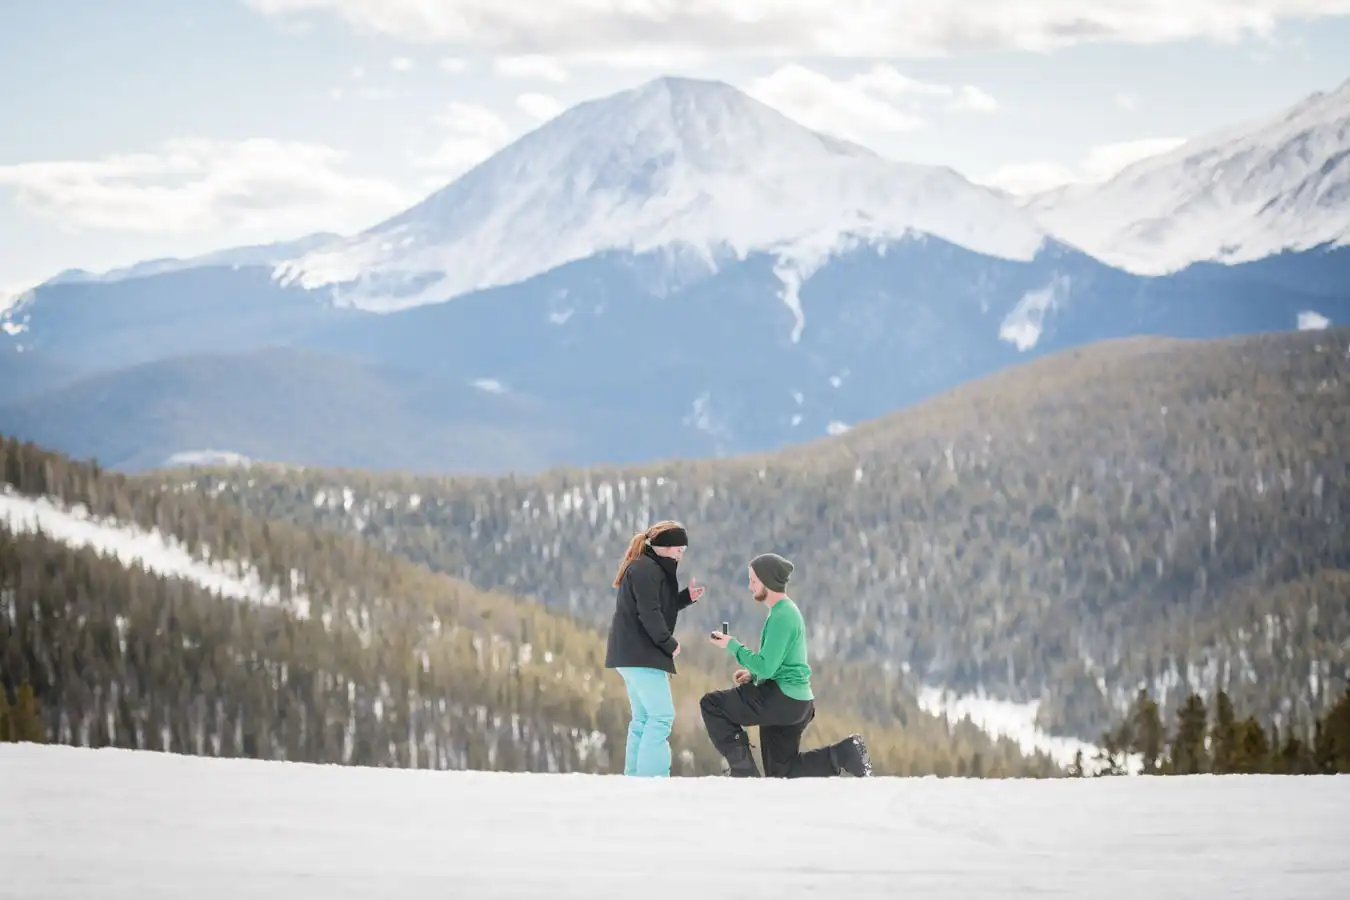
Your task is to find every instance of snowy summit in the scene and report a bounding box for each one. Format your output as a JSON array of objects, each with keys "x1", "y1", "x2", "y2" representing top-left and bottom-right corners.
[
  {"x1": 1026, "y1": 78, "x2": 1350, "y2": 274},
  {"x1": 274, "y1": 76, "x2": 1049, "y2": 312}
]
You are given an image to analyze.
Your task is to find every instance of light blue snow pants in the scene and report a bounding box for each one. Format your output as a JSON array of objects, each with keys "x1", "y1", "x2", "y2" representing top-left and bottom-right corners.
[{"x1": 616, "y1": 666, "x2": 675, "y2": 777}]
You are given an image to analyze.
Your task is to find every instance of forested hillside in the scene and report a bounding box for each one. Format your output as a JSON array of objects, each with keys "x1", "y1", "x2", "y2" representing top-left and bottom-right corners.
[
  {"x1": 1, "y1": 436, "x2": 1057, "y2": 777},
  {"x1": 170, "y1": 328, "x2": 1350, "y2": 741}
]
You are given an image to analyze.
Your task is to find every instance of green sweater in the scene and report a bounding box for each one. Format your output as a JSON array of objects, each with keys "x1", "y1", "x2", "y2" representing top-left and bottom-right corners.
[{"x1": 726, "y1": 598, "x2": 813, "y2": 701}]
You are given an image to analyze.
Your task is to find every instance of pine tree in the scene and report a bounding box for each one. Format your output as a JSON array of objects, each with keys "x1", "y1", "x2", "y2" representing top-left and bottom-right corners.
[
  {"x1": 0, "y1": 686, "x2": 11, "y2": 742},
  {"x1": 1277, "y1": 729, "x2": 1310, "y2": 774},
  {"x1": 1069, "y1": 749, "x2": 1085, "y2": 777},
  {"x1": 1231, "y1": 716, "x2": 1270, "y2": 773},
  {"x1": 1093, "y1": 723, "x2": 1128, "y2": 776},
  {"x1": 1130, "y1": 689, "x2": 1164, "y2": 774},
  {"x1": 11, "y1": 682, "x2": 45, "y2": 743},
  {"x1": 1211, "y1": 691, "x2": 1237, "y2": 774},
  {"x1": 1168, "y1": 693, "x2": 1209, "y2": 775},
  {"x1": 1315, "y1": 688, "x2": 1350, "y2": 773}
]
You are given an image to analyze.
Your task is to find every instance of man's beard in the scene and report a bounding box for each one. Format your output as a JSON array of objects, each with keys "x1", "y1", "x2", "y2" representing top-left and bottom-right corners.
[{"x1": 753, "y1": 587, "x2": 767, "y2": 603}]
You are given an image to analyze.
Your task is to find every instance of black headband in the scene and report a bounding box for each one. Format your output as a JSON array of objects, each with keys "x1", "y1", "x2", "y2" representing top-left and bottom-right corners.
[{"x1": 649, "y1": 527, "x2": 688, "y2": 547}]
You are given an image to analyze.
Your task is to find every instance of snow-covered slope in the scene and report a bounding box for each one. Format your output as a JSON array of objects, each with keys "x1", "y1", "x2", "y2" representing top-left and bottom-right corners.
[
  {"x1": 47, "y1": 232, "x2": 343, "y2": 287},
  {"x1": 275, "y1": 76, "x2": 1049, "y2": 312},
  {"x1": 1027, "y1": 80, "x2": 1350, "y2": 274},
  {"x1": 0, "y1": 486, "x2": 307, "y2": 614},
  {"x1": 8, "y1": 744, "x2": 1350, "y2": 899}
]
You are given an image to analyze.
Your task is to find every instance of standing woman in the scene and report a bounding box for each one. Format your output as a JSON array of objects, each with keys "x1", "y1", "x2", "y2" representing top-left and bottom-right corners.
[{"x1": 604, "y1": 520, "x2": 705, "y2": 777}]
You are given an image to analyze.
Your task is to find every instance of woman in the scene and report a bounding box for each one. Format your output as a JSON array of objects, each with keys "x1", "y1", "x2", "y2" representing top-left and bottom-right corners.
[{"x1": 604, "y1": 520, "x2": 704, "y2": 777}]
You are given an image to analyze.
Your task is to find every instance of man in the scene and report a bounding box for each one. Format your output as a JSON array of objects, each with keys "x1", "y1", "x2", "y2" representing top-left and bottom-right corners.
[{"x1": 703, "y1": 552, "x2": 871, "y2": 778}]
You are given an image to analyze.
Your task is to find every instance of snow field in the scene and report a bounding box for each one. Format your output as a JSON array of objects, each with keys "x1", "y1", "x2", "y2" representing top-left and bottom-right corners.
[{"x1": 5, "y1": 743, "x2": 1348, "y2": 900}]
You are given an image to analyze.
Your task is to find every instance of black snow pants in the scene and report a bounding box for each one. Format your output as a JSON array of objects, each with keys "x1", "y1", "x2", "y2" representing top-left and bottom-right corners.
[{"x1": 699, "y1": 680, "x2": 843, "y2": 777}]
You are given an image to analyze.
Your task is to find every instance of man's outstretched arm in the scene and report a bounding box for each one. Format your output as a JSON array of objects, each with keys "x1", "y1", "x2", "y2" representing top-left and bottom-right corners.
[{"x1": 726, "y1": 614, "x2": 791, "y2": 681}]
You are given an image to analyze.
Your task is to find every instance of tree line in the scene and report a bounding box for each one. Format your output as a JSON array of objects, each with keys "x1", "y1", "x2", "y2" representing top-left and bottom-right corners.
[{"x1": 1073, "y1": 686, "x2": 1350, "y2": 776}]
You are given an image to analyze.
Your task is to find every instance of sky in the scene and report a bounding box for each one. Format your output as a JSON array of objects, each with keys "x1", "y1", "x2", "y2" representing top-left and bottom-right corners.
[{"x1": 2, "y1": 0, "x2": 1349, "y2": 298}]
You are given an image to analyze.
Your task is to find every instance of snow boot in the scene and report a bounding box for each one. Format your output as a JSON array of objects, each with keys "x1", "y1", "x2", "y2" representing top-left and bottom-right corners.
[
  {"x1": 721, "y1": 734, "x2": 761, "y2": 777},
  {"x1": 831, "y1": 734, "x2": 872, "y2": 777}
]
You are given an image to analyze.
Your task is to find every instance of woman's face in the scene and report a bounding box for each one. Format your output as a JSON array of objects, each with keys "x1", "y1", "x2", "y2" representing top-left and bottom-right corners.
[{"x1": 654, "y1": 544, "x2": 686, "y2": 562}]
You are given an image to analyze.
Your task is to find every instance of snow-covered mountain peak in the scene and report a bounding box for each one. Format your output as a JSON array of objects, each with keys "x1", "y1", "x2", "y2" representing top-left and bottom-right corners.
[
  {"x1": 1027, "y1": 80, "x2": 1350, "y2": 274},
  {"x1": 549, "y1": 75, "x2": 877, "y2": 171},
  {"x1": 274, "y1": 75, "x2": 1048, "y2": 312}
]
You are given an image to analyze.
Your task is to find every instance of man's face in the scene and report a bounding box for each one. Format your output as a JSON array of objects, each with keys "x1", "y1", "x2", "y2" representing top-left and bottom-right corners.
[{"x1": 747, "y1": 567, "x2": 768, "y2": 603}]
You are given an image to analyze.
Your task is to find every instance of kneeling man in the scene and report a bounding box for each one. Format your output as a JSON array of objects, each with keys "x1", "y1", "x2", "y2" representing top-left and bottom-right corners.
[{"x1": 703, "y1": 552, "x2": 871, "y2": 778}]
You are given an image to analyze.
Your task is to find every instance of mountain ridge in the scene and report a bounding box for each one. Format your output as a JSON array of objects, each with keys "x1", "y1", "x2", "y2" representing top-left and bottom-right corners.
[
  {"x1": 1025, "y1": 77, "x2": 1350, "y2": 273},
  {"x1": 0, "y1": 75, "x2": 1346, "y2": 477}
]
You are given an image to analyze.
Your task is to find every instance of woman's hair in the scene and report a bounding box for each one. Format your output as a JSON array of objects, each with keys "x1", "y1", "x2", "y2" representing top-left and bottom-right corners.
[{"x1": 612, "y1": 520, "x2": 684, "y2": 588}]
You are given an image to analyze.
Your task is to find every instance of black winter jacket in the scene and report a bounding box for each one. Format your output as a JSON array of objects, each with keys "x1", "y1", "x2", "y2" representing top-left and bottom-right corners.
[{"x1": 603, "y1": 546, "x2": 695, "y2": 675}]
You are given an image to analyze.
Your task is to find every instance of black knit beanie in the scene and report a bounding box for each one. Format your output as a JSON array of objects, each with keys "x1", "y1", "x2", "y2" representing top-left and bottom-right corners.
[
  {"x1": 650, "y1": 526, "x2": 688, "y2": 548},
  {"x1": 750, "y1": 553, "x2": 794, "y2": 592}
]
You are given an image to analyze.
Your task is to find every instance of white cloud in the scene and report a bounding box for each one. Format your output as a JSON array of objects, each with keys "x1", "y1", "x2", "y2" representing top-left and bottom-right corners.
[
  {"x1": 412, "y1": 103, "x2": 514, "y2": 182},
  {"x1": 351, "y1": 65, "x2": 365, "y2": 78},
  {"x1": 0, "y1": 284, "x2": 33, "y2": 317},
  {"x1": 954, "y1": 84, "x2": 998, "y2": 111},
  {"x1": 1115, "y1": 91, "x2": 1140, "y2": 110},
  {"x1": 978, "y1": 162, "x2": 1081, "y2": 196},
  {"x1": 243, "y1": 0, "x2": 1350, "y2": 59},
  {"x1": 516, "y1": 92, "x2": 565, "y2": 121},
  {"x1": 1079, "y1": 137, "x2": 1189, "y2": 180},
  {"x1": 391, "y1": 56, "x2": 413, "y2": 71},
  {"x1": 0, "y1": 139, "x2": 414, "y2": 235},
  {"x1": 745, "y1": 64, "x2": 996, "y2": 144},
  {"x1": 439, "y1": 57, "x2": 469, "y2": 72},
  {"x1": 746, "y1": 65, "x2": 933, "y2": 143},
  {"x1": 494, "y1": 55, "x2": 569, "y2": 81},
  {"x1": 978, "y1": 136, "x2": 1188, "y2": 195}
]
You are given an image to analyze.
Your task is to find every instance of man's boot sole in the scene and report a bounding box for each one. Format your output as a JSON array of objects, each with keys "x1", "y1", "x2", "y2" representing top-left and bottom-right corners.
[{"x1": 848, "y1": 734, "x2": 872, "y2": 777}]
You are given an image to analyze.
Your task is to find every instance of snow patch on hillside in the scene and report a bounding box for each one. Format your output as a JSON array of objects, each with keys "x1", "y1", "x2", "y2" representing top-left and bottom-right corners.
[
  {"x1": 0, "y1": 487, "x2": 308, "y2": 616},
  {"x1": 999, "y1": 275, "x2": 1071, "y2": 351},
  {"x1": 274, "y1": 76, "x2": 1047, "y2": 313},
  {"x1": 163, "y1": 450, "x2": 254, "y2": 468},
  {"x1": 1299, "y1": 310, "x2": 1332, "y2": 330},
  {"x1": 0, "y1": 289, "x2": 35, "y2": 335},
  {"x1": 917, "y1": 685, "x2": 1132, "y2": 773}
]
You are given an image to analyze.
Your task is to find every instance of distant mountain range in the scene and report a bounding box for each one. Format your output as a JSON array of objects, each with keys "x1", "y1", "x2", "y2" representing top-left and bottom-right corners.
[{"x1": 2, "y1": 75, "x2": 1347, "y2": 474}]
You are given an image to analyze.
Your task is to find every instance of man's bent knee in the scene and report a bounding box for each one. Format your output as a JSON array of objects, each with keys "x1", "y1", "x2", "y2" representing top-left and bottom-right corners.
[{"x1": 700, "y1": 687, "x2": 738, "y2": 715}]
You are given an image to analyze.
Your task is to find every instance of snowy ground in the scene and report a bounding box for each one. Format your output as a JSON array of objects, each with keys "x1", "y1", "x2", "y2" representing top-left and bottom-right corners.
[{"x1": 7, "y1": 744, "x2": 1348, "y2": 900}]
